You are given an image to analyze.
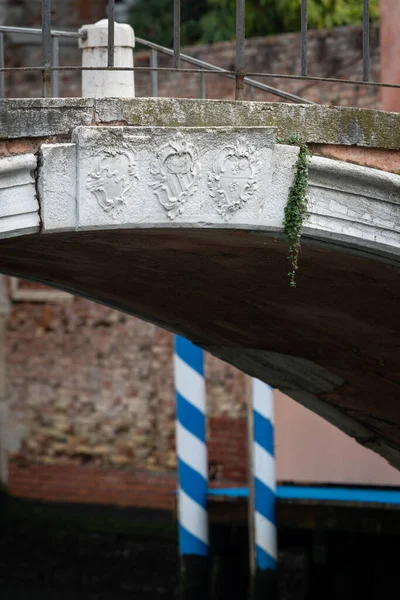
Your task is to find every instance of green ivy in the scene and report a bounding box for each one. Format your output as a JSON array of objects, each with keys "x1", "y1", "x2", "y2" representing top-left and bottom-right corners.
[{"x1": 283, "y1": 137, "x2": 311, "y2": 288}]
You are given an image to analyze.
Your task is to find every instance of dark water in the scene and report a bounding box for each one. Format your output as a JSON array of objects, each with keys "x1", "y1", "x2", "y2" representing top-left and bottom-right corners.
[
  {"x1": 0, "y1": 497, "x2": 179, "y2": 599},
  {"x1": 1, "y1": 495, "x2": 398, "y2": 600}
]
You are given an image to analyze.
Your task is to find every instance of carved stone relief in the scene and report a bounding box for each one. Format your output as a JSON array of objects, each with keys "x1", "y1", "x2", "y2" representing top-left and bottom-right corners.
[
  {"x1": 149, "y1": 132, "x2": 201, "y2": 220},
  {"x1": 57, "y1": 126, "x2": 277, "y2": 230},
  {"x1": 207, "y1": 138, "x2": 262, "y2": 221},
  {"x1": 86, "y1": 142, "x2": 139, "y2": 219}
]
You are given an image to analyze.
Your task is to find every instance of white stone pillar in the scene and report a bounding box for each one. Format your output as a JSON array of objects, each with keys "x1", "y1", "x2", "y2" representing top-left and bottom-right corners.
[
  {"x1": 79, "y1": 19, "x2": 135, "y2": 98},
  {"x1": 0, "y1": 276, "x2": 10, "y2": 489}
]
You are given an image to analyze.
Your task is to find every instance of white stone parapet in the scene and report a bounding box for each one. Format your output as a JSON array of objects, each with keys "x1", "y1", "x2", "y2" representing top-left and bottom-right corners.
[
  {"x1": 79, "y1": 19, "x2": 135, "y2": 98},
  {"x1": 38, "y1": 125, "x2": 400, "y2": 255},
  {"x1": 1, "y1": 126, "x2": 400, "y2": 254},
  {"x1": 0, "y1": 153, "x2": 40, "y2": 239}
]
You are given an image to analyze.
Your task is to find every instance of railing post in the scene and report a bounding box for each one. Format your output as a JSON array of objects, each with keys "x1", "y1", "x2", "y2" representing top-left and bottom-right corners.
[
  {"x1": 79, "y1": 19, "x2": 135, "y2": 98},
  {"x1": 174, "y1": 336, "x2": 210, "y2": 600},
  {"x1": 235, "y1": 0, "x2": 246, "y2": 100},
  {"x1": 199, "y1": 72, "x2": 206, "y2": 99},
  {"x1": 51, "y1": 35, "x2": 59, "y2": 97},
  {"x1": 249, "y1": 84, "x2": 255, "y2": 101},
  {"x1": 0, "y1": 276, "x2": 10, "y2": 493},
  {"x1": 301, "y1": 0, "x2": 308, "y2": 77},
  {"x1": 107, "y1": 0, "x2": 116, "y2": 68},
  {"x1": 0, "y1": 33, "x2": 5, "y2": 99},
  {"x1": 362, "y1": 0, "x2": 370, "y2": 82},
  {"x1": 41, "y1": 0, "x2": 52, "y2": 98},
  {"x1": 150, "y1": 49, "x2": 158, "y2": 97},
  {"x1": 173, "y1": 0, "x2": 181, "y2": 69}
]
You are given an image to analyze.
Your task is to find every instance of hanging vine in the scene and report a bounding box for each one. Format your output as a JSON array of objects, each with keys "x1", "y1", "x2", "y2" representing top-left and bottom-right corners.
[{"x1": 282, "y1": 137, "x2": 311, "y2": 287}]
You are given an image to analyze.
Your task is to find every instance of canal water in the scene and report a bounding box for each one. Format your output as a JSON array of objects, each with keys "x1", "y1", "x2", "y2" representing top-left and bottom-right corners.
[
  {"x1": 0, "y1": 497, "x2": 179, "y2": 599},
  {"x1": 1, "y1": 495, "x2": 397, "y2": 599}
]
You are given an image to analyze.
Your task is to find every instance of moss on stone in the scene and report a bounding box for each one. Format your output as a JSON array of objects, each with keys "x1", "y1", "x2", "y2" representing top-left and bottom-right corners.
[
  {"x1": 92, "y1": 99, "x2": 400, "y2": 149},
  {"x1": 1, "y1": 97, "x2": 399, "y2": 148}
]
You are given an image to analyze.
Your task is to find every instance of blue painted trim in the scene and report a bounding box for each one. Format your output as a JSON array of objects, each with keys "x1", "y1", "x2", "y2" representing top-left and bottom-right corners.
[
  {"x1": 176, "y1": 392, "x2": 206, "y2": 442},
  {"x1": 208, "y1": 488, "x2": 248, "y2": 497},
  {"x1": 256, "y1": 546, "x2": 277, "y2": 571},
  {"x1": 178, "y1": 459, "x2": 208, "y2": 508},
  {"x1": 179, "y1": 524, "x2": 209, "y2": 556},
  {"x1": 175, "y1": 336, "x2": 204, "y2": 375},
  {"x1": 253, "y1": 410, "x2": 274, "y2": 456},
  {"x1": 208, "y1": 486, "x2": 400, "y2": 505}
]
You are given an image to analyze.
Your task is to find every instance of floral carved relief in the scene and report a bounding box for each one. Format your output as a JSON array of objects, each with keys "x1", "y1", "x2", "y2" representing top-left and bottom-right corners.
[
  {"x1": 150, "y1": 132, "x2": 201, "y2": 220},
  {"x1": 207, "y1": 138, "x2": 262, "y2": 220},
  {"x1": 86, "y1": 142, "x2": 139, "y2": 219}
]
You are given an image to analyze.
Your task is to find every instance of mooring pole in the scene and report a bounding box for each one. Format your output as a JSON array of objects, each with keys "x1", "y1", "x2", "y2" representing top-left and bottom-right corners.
[
  {"x1": 174, "y1": 336, "x2": 209, "y2": 600},
  {"x1": 0, "y1": 276, "x2": 10, "y2": 494},
  {"x1": 249, "y1": 379, "x2": 278, "y2": 599}
]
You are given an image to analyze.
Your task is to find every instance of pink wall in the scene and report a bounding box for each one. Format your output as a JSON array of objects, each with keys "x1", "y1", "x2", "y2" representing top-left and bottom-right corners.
[
  {"x1": 275, "y1": 391, "x2": 400, "y2": 486},
  {"x1": 380, "y1": 0, "x2": 400, "y2": 111}
]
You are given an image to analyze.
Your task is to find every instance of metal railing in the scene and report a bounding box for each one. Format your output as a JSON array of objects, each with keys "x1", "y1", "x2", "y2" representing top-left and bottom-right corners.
[
  {"x1": 135, "y1": 36, "x2": 313, "y2": 104},
  {"x1": 0, "y1": 0, "x2": 399, "y2": 103},
  {"x1": 0, "y1": 24, "x2": 83, "y2": 98}
]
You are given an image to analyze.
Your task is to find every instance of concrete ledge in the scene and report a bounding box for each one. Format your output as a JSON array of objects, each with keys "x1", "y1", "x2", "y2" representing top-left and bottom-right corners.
[
  {"x1": 0, "y1": 98, "x2": 95, "y2": 140},
  {"x1": 0, "y1": 98, "x2": 399, "y2": 149}
]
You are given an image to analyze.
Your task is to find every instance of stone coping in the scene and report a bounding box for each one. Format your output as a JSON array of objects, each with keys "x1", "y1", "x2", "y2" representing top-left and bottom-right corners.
[{"x1": 0, "y1": 98, "x2": 399, "y2": 150}]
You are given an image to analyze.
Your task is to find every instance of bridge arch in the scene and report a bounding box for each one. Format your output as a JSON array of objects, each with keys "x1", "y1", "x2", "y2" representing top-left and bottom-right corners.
[{"x1": 0, "y1": 98, "x2": 399, "y2": 468}]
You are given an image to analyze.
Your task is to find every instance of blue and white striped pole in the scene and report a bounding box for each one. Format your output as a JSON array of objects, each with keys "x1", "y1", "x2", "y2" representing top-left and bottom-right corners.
[
  {"x1": 174, "y1": 335, "x2": 209, "y2": 599},
  {"x1": 251, "y1": 378, "x2": 278, "y2": 599}
]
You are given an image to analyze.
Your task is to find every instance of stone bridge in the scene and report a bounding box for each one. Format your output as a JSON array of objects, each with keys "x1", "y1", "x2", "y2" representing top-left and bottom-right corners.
[{"x1": 0, "y1": 97, "x2": 399, "y2": 469}]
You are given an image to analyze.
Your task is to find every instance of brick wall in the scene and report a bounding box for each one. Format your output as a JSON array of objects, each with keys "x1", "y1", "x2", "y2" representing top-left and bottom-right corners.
[
  {"x1": 134, "y1": 24, "x2": 381, "y2": 108},
  {"x1": 209, "y1": 417, "x2": 247, "y2": 483},
  {"x1": 9, "y1": 459, "x2": 177, "y2": 509},
  {"x1": 7, "y1": 294, "x2": 248, "y2": 509},
  {"x1": 8, "y1": 416, "x2": 248, "y2": 509},
  {"x1": 7, "y1": 294, "x2": 246, "y2": 471},
  {"x1": 9, "y1": 415, "x2": 249, "y2": 509}
]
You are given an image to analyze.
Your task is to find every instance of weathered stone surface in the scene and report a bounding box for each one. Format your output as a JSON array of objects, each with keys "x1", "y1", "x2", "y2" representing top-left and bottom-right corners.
[
  {"x1": 0, "y1": 153, "x2": 39, "y2": 238},
  {"x1": 79, "y1": 19, "x2": 135, "y2": 99},
  {"x1": 38, "y1": 128, "x2": 400, "y2": 255},
  {"x1": 55, "y1": 126, "x2": 278, "y2": 228},
  {"x1": 39, "y1": 144, "x2": 77, "y2": 232},
  {"x1": 0, "y1": 98, "x2": 399, "y2": 149},
  {"x1": 0, "y1": 98, "x2": 95, "y2": 140},
  {"x1": 307, "y1": 157, "x2": 400, "y2": 249}
]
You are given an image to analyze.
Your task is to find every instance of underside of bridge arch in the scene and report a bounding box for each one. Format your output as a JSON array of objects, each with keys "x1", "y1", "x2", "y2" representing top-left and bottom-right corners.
[{"x1": 0, "y1": 226, "x2": 399, "y2": 468}]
